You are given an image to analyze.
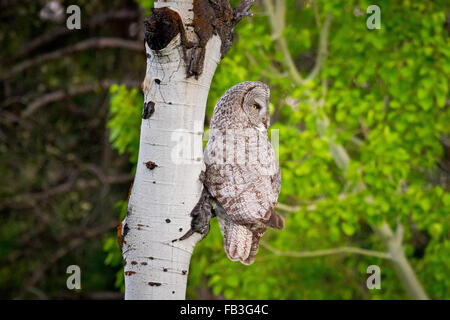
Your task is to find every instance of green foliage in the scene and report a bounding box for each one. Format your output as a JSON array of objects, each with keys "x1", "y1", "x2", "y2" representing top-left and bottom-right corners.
[
  {"x1": 104, "y1": 85, "x2": 143, "y2": 293},
  {"x1": 108, "y1": 85, "x2": 143, "y2": 169},
  {"x1": 106, "y1": 0, "x2": 450, "y2": 299},
  {"x1": 103, "y1": 201, "x2": 129, "y2": 292},
  {"x1": 134, "y1": 0, "x2": 154, "y2": 15}
]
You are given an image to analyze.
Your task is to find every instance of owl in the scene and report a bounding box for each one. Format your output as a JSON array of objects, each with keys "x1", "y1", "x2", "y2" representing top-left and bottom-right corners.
[
  {"x1": 180, "y1": 81, "x2": 283, "y2": 265},
  {"x1": 179, "y1": 81, "x2": 283, "y2": 264}
]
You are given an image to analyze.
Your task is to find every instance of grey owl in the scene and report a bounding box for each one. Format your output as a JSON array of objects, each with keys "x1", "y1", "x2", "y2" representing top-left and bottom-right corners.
[{"x1": 183, "y1": 81, "x2": 284, "y2": 265}]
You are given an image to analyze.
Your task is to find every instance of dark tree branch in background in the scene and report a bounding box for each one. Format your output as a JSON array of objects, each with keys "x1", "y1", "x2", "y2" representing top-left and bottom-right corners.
[
  {"x1": 1, "y1": 169, "x2": 133, "y2": 211},
  {"x1": 1, "y1": 38, "x2": 143, "y2": 80},
  {"x1": 23, "y1": 79, "x2": 140, "y2": 117},
  {"x1": 15, "y1": 220, "x2": 117, "y2": 299},
  {"x1": 1, "y1": 207, "x2": 52, "y2": 264},
  {"x1": 12, "y1": 10, "x2": 139, "y2": 61}
]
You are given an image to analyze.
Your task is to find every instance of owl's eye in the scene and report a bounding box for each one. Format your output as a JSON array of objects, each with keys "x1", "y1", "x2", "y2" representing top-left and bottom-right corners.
[{"x1": 252, "y1": 104, "x2": 262, "y2": 110}]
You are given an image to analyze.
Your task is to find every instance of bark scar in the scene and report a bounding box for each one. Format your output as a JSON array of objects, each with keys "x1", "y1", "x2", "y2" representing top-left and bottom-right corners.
[
  {"x1": 145, "y1": 161, "x2": 158, "y2": 170},
  {"x1": 117, "y1": 222, "x2": 129, "y2": 251},
  {"x1": 148, "y1": 282, "x2": 162, "y2": 286},
  {"x1": 142, "y1": 101, "x2": 155, "y2": 119}
]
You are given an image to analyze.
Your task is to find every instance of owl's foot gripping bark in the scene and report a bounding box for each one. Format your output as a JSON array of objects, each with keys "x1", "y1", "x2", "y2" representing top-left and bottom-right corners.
[{"x1": 176, "y1": 186, "x2": 214, "y2": 242}]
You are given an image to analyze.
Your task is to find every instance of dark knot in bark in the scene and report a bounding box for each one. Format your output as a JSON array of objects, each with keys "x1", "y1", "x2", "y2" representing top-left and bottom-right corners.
[{"x1": 144, "y1": 7, "x2": 184, "y2": 51}]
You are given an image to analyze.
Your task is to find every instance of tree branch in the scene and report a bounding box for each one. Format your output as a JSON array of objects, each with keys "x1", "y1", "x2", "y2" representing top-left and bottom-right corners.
[
  {"x1": 261, "y1": 242, "x2": 391, "y2": 259},
  {"x1": 372, "y1": 222, "x2": 429, "y2": 300},
  {"x1": 263, "y1": 1, "x2": 332, "y2": 84},
  {"x1": 276, "y1": 203, "x2": 301, "y2": 213},
  {"x1": 22, "y1": 79, "x2": 140, "y2": 117},
  {"x1": 11, "y1": 10, "x2": 139, "y2": 61},
  {"x1": 2, "y1": 38, "x2": 143, "y2": 80},
  {"x1": 1, "y1": 169, "x2": 132, "y2": 211},
  {"x1": 311, "y1": 0, "x2": 321, "y2": 28},
  {"x1": 263, "y1": 0, "x2": 303, "y2": 85},
  {"x1": 15, "y1": 221, "x2": 117, "y2": 299},
  {"x1": 306, "y1": 14, "x2": 332, "y2": 81},
  {"x1": 276, "y1": 201, "x2": 320, "y2": 213}
]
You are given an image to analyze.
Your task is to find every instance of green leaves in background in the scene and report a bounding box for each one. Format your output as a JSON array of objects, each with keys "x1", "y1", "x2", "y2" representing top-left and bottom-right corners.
[{"x1": 106, "y1": 0, "x2": 450, "y2": 299}]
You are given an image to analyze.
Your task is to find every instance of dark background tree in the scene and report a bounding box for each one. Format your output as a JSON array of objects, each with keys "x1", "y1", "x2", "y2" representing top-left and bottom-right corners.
[{"x1": 0, "y1": 0, "x2": 144, "y2": 299}]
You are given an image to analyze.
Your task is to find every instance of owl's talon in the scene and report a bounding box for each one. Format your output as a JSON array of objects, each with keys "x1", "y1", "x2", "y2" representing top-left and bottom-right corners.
[
  {"x1": 177, "y1": 228, "x2": 195, "y2": 241},
  {"x1": 177, "y1": 188, "x2": 213, "y2": 242}
]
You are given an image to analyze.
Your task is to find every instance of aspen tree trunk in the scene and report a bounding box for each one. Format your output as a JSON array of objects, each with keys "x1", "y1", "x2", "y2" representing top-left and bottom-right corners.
[{"x1": 119, "y1": 0, "x2": 254, "y2": 300}]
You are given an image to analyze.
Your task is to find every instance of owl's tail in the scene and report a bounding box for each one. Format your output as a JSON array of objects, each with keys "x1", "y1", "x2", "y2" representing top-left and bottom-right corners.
[{"x1": 224, "y1": 220, "x2": 260, "y2": 265}]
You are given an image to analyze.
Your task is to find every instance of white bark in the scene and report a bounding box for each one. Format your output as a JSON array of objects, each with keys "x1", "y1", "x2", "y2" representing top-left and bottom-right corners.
[{"x1": 121, "y1": 1, "x2": 222, "y2": 300}]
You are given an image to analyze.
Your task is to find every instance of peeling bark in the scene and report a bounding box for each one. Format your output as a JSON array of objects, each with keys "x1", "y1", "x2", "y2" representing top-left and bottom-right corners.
[{"x1": 121, "y1": 0, "x2": 254, "y2": 300}]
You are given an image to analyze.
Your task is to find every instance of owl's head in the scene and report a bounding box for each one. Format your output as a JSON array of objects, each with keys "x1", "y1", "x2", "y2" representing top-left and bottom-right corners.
[
  {"x1": 241, "y1": 82, "x2": 271, "y2": 130},
  {"x1": 211, "y1": 81, "x2": 271, "y2": 131}
]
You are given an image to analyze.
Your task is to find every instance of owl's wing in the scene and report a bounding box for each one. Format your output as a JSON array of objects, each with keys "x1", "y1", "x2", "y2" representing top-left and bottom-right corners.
[
  {"x1": 204, "y1": 135, "x2": 284, "y2": 228},
  {"x1": 206, "y1": 164, "x2": 268, "y2": 223},
  {"x1": 206, "y1": 163, "x2": 284, "y2": 230},
  {"x1": 271, "y1": 163, "x2": 281, "y2": 200},
  {"x1": 265, "y1": 163, "x2": 284, "y2": 229}
]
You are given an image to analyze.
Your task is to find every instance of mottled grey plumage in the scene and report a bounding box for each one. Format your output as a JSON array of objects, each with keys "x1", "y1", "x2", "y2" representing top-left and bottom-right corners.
[
  {"x1": 204, "y1": 81, "x2": 284, "y2": 265},
  {"x1": 179, "y1": 81, "x2": 283, "y2": 265}
]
